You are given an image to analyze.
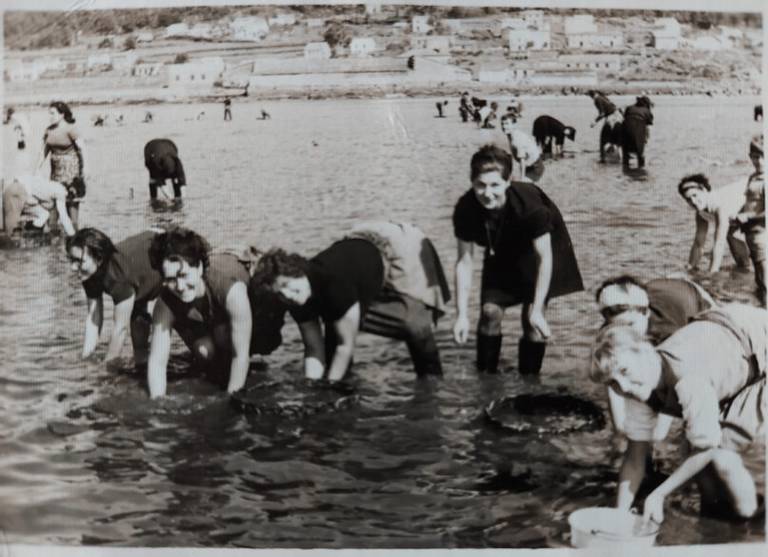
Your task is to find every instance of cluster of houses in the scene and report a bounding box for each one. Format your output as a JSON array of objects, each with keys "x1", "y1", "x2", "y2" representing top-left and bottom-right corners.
[{"x1": 4, "y1": 10, "x2": 761, "y2": 92}]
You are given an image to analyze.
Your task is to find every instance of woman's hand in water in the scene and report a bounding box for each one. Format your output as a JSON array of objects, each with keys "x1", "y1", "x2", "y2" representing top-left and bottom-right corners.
[
  {"x1": 642, "y1": 490, "x2": 665, "y2": 527},
  {"x1": 453, "y1": 315, "x2": 470, "y2": 344},
  {"x1": 527, "y1": 307, "x2": 551, "y2": 341}
]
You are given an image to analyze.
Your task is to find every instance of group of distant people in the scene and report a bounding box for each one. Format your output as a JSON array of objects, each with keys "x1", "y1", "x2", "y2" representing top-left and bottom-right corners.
[{"x1": 2, "y1": 91, "x2": 765, "y2": 530}]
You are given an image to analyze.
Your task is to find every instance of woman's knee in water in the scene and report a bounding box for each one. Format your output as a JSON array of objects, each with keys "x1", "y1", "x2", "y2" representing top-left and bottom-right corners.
[
  {"x1": 479, "y1": 303, "x2": 504, "y2": 333},
  {"x1": 192, "y1": 337, "x2": 217, "y2": 361}
]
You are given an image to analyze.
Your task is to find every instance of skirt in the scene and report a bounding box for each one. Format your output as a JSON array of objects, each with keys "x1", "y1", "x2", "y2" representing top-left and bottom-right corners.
[{"x1": 50, "y1": 150, "x2": 81, "y2": 188}]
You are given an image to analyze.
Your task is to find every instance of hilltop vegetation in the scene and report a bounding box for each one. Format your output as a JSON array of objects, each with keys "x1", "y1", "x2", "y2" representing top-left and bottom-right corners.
[{"x1": 4, "y1": 5, "x2": 761, "y2": 51}]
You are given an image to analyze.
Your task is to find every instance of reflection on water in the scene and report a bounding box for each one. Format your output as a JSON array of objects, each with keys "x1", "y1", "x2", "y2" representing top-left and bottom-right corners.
[{"x1": 0, "y1": 96, "x2": 763, "y2": 548}]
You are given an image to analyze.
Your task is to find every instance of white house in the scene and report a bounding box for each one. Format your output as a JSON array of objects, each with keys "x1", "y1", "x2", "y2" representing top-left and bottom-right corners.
[
  {"x1": 478, "y1": 67, "x2": 510, "y2": 83},
  {"x1": 112, "y1": 52, "x2": 138, "y2": 72},
  {"x1": 652, "y1": 30, "x2": 680, "y2": 50},
  {"x1": 35, "y1": 56, "x2": 65, "y2": 73},
  {"x1": 412, "y1": 15, "x2": 431, "y2": 34},
  {"x1": 133, "y1": 62, "x2": 164, "y2": 77},
  {"x1": 365, "y1": 2, "x2": 382, "y2": 15},
  {"x1": 189, "y1": 23, "x2": 215, "y2": 39},
  {"x1": 167, "y1": 60, "x2": 224, "y2": 87},
  {"x1": 165, "y1": 22, "x2": 191, "y2": 38},
  {"x1": 87, "y1": 53, "x2": 112, "y2": 69},
  {"x1": 557, "y1": 54, "x2": 620, "y2": 72},
  {"x1": 411, "y1": 35, "x2": 451, "y2": 54},
  {"x1": 199, "y1": 56, "x2": 225, "y2": 72},
  {"x1": 350, "y1": 37, "x2": 377, "y2": 57},
  {"x1": 478, "y1": 64, "x2": 535, "y2": 83},
  {"x1": 4, "y1": 60, "x2": 41, "y2": 81},
  {"x1": 508, "y1": 28, "x2": 551, "y2": 51},
  {"x1": 654, "y1": 17, "x2": 681, "y2": 36},
  {"x1": 230, "y1": 16, "x2": 269, "y2": 41},
  {"x1": 136, "y1": 31, "x2": 154, "y2": 43},
  {"x1": 720, "y1": 26, "x2": 743, "y2": 41},
  {"x1": 443, "y1": 19, "x2": 463, "y2": 33},
  {"x1": 269, "y1": 13, "x2": 296, "y2": 27},
  {"x1": 567, "y1": 31, "x2": 624, "y2": 49},
  {"x1": 689, "y1": 35, "x2": 730, "y2": 51},
  {"x1": 530, "y1": 70, "x2": 597, "y2": 87},
  {"x1": 521, "y1": 10, "x2": 545, "y2": 29},
  {"x1": 501, "y1": 18, "x2": 527, "y2": 30},
  {"x1": 564, "y1": 15, "x2": 597, "y2": 35},
  {"x1": 304, "y1": 41, "x2": 332, "y2": 59}
]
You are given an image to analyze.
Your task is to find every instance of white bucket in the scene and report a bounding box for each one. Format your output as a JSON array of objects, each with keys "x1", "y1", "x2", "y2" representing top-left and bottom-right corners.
[{"x1": 568, "y1": 507, "x2": 659, "y2": 548}]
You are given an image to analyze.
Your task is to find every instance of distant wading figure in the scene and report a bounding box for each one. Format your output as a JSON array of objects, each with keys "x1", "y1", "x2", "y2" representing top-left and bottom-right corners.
[
  {"x1": 144, "y1": 139, "x2": 186, "y2": 200},
  {"x1": 40, "y1": 101, "x2": 87, "y2": 229},
  {"x1": 532, "y1": 115, "x2": 576, "y2": 158},
  {"x1": 587, "y1": 90, "x2": 623, "y2": 163},
  {"x1": 223, "y1": 97, "x2": 232, "y2": 121},
  {"x1": 620, "y1": 96, "x2": 654, "y2": 169}
]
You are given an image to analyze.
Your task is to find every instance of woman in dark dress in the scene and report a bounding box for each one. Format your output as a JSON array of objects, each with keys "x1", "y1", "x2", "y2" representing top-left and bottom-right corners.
[
  {"x1": 144, "y1": 138, "x2": 187, "y2": 200},
  {"x1": 66, "y1": 228, "x2": 162, "y2": 367},
  {"x1": 452, "y1": 144, "x2": 584, "y2": 375}
]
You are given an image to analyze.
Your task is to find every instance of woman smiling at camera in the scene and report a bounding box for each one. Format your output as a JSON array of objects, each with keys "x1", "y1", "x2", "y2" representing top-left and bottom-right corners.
[{"x1": 145, "y1": 227, "x2": 254, "y2": 398}]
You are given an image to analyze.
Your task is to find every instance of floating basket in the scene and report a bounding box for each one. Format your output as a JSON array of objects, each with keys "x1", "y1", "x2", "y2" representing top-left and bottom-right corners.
[{"x1": 485, "y1": 392, "x2": 606, "y2": 435}]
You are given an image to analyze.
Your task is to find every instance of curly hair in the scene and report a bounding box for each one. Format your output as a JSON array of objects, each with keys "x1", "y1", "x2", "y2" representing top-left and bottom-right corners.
[
  {"x1": 49, "y1": 101, "x2": 75, "y2": 124},
  {"x1": 148, "y1": 226, "x2": 211, "y2": 272},
  {"x1": 251, "y1": 248, "x2": 309, "y2": 291},
  {"x1": 65, "y1": 227, "x2": 116, "y2": 269},
  {"x1": 589, "y1": 324, "x2": 650, "y2": 384},
  {"x1": 470, "y1": 144, "x2": 512, "y2": 181},
  {"x1": 677, "y1": 173, "x2": 711, "y2": 197}
]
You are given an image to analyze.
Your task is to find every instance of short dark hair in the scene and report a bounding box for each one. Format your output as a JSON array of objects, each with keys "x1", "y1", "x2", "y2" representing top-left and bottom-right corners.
[
  {"x1": 148, "y1": 227, "x2": 210, "y2": 272},
  {"x1": 66, "y1": 227, "x2": 116, "y2": 269},
  {"x1": 470, "y1": 144, "x2": 512, "y2": 181},
  {"x1": 251, "y1": 248, "x2": 309, "y2": 290},
  {"x1": 595, "y1": 275, "x2": 646, "y2": 303},
  {"x1": 677, "y1": 173, "x2": 711, "y2": 197}
]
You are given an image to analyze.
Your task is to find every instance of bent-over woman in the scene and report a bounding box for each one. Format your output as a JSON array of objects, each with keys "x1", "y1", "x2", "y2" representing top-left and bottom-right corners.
[{"x1": 66, "y1": 228, "x2": 163, "y2": 366}]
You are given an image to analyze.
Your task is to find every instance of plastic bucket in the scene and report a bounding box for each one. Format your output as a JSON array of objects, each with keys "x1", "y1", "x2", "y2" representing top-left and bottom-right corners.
[{"x1": 568, "y1": 507, "x2": 659, "y2": 548}]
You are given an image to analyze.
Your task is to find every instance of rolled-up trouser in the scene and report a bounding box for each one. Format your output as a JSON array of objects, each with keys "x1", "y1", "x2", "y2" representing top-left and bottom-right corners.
[
  {"x1": 744, "y1": 224, "x2": 766, "y2": 304},
  {"x1": 2, "y1": 179, "x2": 27, "y2": 232},
  {"x1": 525, "y1": 157, "x2": 545, "y2": 182},
  {"x1": 2, "y1": 180, "x2": 49, "y2": 232},
  {"x1": 324, "y1": 288, "x2": 442, "y2": 376}
]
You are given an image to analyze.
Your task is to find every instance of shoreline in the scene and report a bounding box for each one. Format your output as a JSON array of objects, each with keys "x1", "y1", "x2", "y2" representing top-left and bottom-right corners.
[{"x1": 3, "y1": 80, "x2": 761, "y2": 109}]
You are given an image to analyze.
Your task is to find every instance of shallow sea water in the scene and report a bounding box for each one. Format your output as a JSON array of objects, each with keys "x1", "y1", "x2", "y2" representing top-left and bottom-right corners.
[{"x1": 0, "y1": 95, "x2": 764, "y2": 548}]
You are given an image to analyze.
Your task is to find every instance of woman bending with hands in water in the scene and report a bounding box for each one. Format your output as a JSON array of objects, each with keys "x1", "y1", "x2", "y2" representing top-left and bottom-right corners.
[
  {"x1": 66, "y1": 228, "x2": 163, "y2": 368},
  {"x1": 678, "y1": 173, "x2": 751, "y2": 274}
]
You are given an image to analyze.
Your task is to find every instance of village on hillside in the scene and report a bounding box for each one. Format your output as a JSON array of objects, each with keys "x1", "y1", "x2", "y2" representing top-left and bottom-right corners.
[{"x1": 3, "y1": 4, "x2": 763, "y2": 104}]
